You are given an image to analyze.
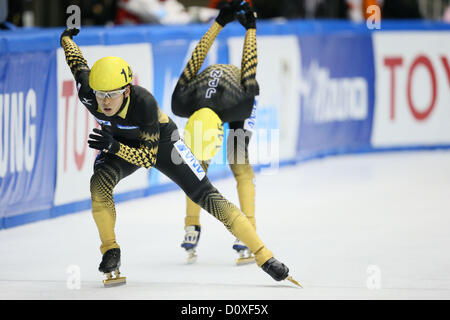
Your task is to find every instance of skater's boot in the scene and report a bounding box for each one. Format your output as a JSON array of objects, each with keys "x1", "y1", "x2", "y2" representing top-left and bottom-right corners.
[
  {"x1": 181, "y1": 225, "x2": 201, "y2": 263},
  {"x1": 261, "y1": 257, "x2": 289, "y2": 281},
  {"x1": 181, "y1": 225, "x2": 201, "y2": 250},
  {"x1": 99, "y1": 248, "x2": 126, "y2": 287},
  {"x1": 99, "y1": 248, "x2": 121, "y2": 273},
  {"x1": 261, "y1": 257, "x2": 302, "y2": 287},
  {"x1": 232, "y1": 238, "x2": 248, "y2": 252},
  {"x1": 233, "y1": 238, "x2": 255, "y2": 265}
]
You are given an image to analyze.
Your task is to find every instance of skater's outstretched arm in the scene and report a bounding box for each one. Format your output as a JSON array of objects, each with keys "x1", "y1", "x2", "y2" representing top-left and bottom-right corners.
[
  {"x1": 60, "y1": 28, "x2": 98, "y2": 113},
  {"x1": 60, "y1": 28, "x2": 89, "y2": 79},
  {"x1": 237, "y1": 2, "x2": 259, "y2": 96},
  {"x1": 175, "y1": 0, "x2": 241, "y2": 87},
  {"x1": 176, "y1": 22, "x2": 221, "y2": 87}
]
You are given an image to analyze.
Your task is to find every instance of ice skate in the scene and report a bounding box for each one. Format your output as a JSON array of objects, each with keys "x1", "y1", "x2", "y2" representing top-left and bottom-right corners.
[
  {"x1": 99, "y1": 248, "x2": 126, "y2": 287},
  {"x1": 261, "y1": 257, "x2": 302, "y2": 287},
  {"x1": 233, "y1": 238, "x2": 255, "y2": 265},
  {"x1": 181, "y1": 225, "x2": 201, "y2": 264}
]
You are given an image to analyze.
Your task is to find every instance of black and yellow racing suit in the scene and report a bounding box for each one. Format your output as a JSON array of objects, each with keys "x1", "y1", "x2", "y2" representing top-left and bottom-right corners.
[
  {"x1": 61, "y1": 32, "x2": 272, "y2": 267},
  {"x1": 172, "y1": 21, "x2": 258, "y2": 230}
]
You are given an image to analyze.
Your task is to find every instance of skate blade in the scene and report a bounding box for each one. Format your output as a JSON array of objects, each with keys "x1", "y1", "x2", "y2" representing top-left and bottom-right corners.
[
  {"x1": 236, "y1": 256, "x2": 255, "y2": 266},
  {"x1": 103, "y1": 276, "x2": 126, "y2": 287},
  {"x1": 186, "y1": 250, "x2": 197, "y2": 264},
  {"x1": 186, "y1": 255, "x2": 197, "y2": 264},
  {"x1": 103, "y1": 271, "x2": 126, "y2": 287},
  {"x1": 286, "y1": 276, "x2": 303, "y2": 288}
]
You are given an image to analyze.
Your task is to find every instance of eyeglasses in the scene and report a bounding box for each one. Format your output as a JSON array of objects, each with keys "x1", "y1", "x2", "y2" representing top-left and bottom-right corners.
[{"x1": 94, "y1": 88, "x2": 126, "y2": 100}]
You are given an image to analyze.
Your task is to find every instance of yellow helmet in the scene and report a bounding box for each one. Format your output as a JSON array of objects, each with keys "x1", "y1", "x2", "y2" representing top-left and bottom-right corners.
[
  {"x1": 184, "y1": 108, "x2": 223, "y2": 161},
  {"x1": 89, "y1": 56, "x2": 133, "y2": 91}
]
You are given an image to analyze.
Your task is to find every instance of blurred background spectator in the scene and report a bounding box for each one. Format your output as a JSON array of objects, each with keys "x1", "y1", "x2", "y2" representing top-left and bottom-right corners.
[
  {"x1": 0, "y1": 0, "x2": 449, "y2": 28},
  {"x1": 381, "y1": 0, "x2": 422, "y2": 19},
  {"x1": 115, "y1": 0, "x2": 188, "y2": 24},
  {"x1": 445, "y1": 4, "x2": 450, "y2": 22},
  {"x1": 0, "y1": 0, "x2": 8, "y2": 28}
]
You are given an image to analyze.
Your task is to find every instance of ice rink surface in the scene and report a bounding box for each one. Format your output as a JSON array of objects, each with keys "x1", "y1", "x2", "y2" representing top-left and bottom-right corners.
[{"x1": 1, "y1": 151, "x2": 450, "y2": 300}]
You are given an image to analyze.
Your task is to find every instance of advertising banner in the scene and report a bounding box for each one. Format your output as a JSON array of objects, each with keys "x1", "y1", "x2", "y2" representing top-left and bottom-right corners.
[
  {"x1": 372, "y1": 32, "x2": 450, "y2": 147},
  {"x1": 0, "y1": 51, "x2": 57, "y2": 225},
  {"x1": 296, "y1": 33, "x2": 375, "y2": 158},
  {"x1": 228, "y1": 35, "x2": 302, "y2": 171},
  {"x1": 1, "y1": 21, "x2": 449, "y2": 230}
]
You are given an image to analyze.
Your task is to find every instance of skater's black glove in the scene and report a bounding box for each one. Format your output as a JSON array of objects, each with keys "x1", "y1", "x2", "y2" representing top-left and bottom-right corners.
[
  {"x1": 60, "y1": 27, "x2": 79, "y2": 45},
  {"x1": 237, "y1": 2, "x2": 257, "y2": 30},
  {"x1": 215, "y1": 0, "x2": 241, "y2": 27},
  {"x1": 88, "y1": 128, "x2": 120, "y2": 154}
]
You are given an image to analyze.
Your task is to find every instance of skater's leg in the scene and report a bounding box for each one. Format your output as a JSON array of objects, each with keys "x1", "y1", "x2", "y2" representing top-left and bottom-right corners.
[
  {"x1": 154, "y1": 133, "x2": 272, "y2": 267},
  {"x1": 229, "y1": 162, "x2": 256, "y2": 227},
  {"x1": 190, "y1": 183, "x2": 271, "y2": 266},
  {"x1": 228, "y1": 122, "x2": 256, "y2": 229},
  {"x1": 90, "y1": 152, "x2": 139, "y2": 255},
  {"x1": 184, "y1": 161, "x2": 210, "y2": 228},
  {"x1": 185, "y1": 197, "x2": 201, "y2": 227},
  {"x1": 90, "y1": 166, "x2": 119, "y2": 255}
]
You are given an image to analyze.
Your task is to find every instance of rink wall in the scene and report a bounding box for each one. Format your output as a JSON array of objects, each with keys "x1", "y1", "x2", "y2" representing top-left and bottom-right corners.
[{"x1": 1, "y1": 20, "x2": 450, "y2": 229}]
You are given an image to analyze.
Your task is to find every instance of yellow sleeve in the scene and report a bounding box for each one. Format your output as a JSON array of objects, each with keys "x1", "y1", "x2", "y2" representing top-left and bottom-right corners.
[
  {"x1": 178, "y1": 22, "x2": 223, "y2": 86},
  {"x1": 61, "y1": 36, "x2": 90, "y2": 76},
  {"x1": 240, "y1": 28, "x2": 259, "y2": 95}
]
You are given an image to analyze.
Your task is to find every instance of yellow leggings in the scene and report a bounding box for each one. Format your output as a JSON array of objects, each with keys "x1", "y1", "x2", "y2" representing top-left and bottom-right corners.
[{"x1": 91, "y1": 139, "x2": 272, "y2": 267}]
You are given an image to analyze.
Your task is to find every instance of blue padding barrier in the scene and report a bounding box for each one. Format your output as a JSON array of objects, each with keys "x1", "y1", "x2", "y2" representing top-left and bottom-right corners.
[{"x1": 1, "y1": 19, "x2": 449, "y2": 229}]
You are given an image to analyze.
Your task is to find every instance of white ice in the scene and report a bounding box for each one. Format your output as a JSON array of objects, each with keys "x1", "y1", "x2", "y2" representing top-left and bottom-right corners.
[{"x1": 1, "y1": 151, "x2": 450, "y2": 300}]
